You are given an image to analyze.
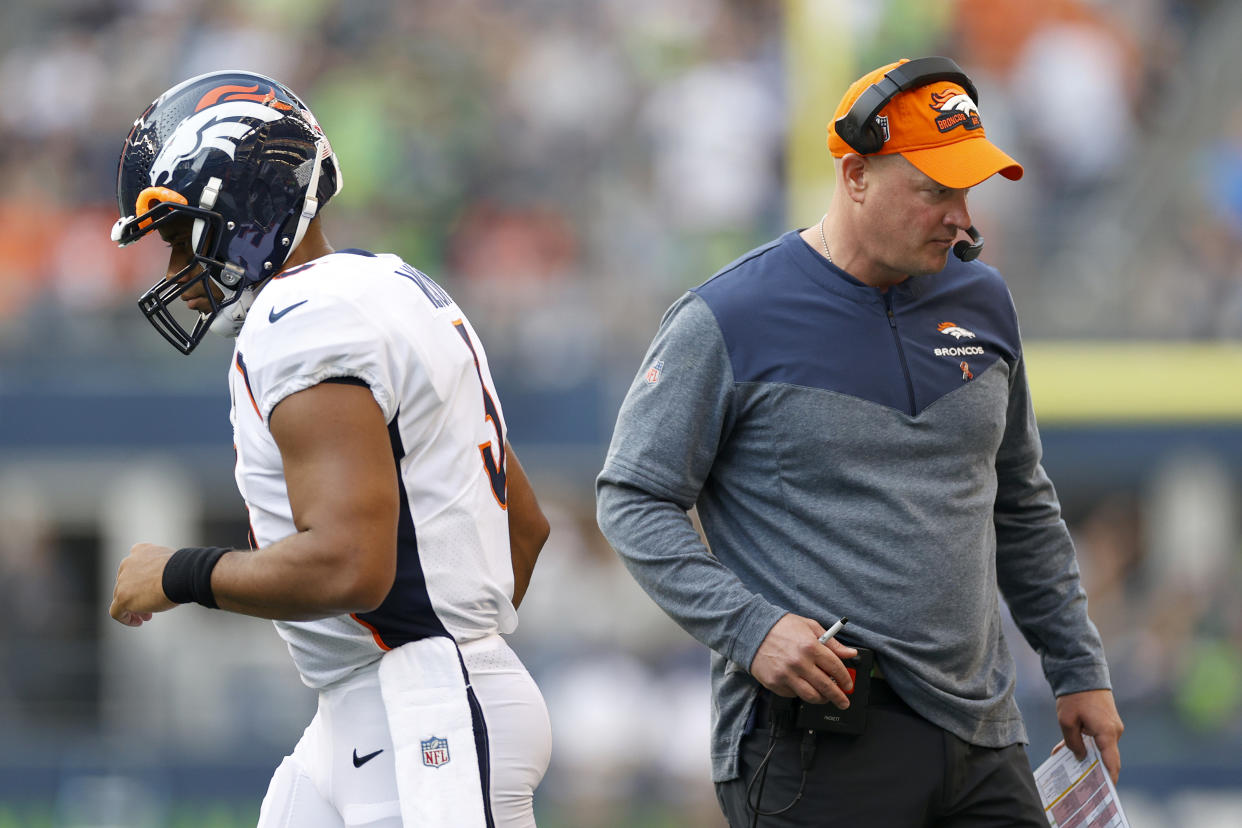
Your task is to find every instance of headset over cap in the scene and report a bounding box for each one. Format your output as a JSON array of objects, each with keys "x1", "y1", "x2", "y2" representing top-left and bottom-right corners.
[
  {"x1": 112, "y1": 70, "x2": 342, "y2": 353},
  {"x1": 828, "y1": 57, "x2": 1023, "y2": 189}
]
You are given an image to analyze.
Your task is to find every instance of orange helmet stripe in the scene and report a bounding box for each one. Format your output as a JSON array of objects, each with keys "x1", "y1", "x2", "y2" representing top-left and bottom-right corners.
[{"x1": 194, "y1": 83, "x2": 275, "y2": 112}]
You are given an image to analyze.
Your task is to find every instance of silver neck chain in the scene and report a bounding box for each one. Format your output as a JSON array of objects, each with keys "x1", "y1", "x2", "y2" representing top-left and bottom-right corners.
[{"x1": 817, "y1": 214, "x2": 833, "y2": 263}]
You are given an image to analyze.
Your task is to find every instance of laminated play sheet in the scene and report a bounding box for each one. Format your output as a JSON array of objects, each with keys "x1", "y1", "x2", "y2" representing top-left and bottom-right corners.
[{"x1": 1034, "y1": 735, "x2": 1129, "y2": 828}]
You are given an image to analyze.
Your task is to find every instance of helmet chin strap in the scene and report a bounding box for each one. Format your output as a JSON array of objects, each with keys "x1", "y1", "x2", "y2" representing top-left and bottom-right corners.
[
  {"x1": 207, "y1": 283, "x2": 258, "y2": 339},
  {"x1": 188, "y1": 173, "x2": 255, "y2": 339},
  {"x1": 200, "y1": 140, "x2": 331, "y2": 341},
  {"x1": 288, "y1": 135, "x2": 328, "y2": 254},
  {"x1": 193, "y1": 176, "x2": 221, "y2": 251}
]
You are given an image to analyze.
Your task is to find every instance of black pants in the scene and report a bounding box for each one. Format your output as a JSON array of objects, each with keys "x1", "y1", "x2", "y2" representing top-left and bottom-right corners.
[{"x1": 715, "y1": 683, "x2": 1048, "y2": 828}]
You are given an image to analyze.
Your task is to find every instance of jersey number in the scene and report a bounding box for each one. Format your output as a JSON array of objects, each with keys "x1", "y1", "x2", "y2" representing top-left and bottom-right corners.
[{"x1": 453, "y1": 320, "x2": 507, "y2": 508}]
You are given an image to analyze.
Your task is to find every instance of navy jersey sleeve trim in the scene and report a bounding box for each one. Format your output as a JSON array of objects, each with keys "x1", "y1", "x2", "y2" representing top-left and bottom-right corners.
[{"x1": 321, "y1": 376, "x2": 372, "y2": 389}]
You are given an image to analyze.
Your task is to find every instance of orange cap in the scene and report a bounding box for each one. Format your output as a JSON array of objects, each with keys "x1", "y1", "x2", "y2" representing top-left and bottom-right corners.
[{"x1": 827, "y1": 59, "x2": 1023, "y2": 189}]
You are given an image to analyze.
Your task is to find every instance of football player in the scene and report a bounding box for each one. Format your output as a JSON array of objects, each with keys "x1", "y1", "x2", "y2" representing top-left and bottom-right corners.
[{"x1": 107, "y1": 70, "x2": 551, "y2": 828}]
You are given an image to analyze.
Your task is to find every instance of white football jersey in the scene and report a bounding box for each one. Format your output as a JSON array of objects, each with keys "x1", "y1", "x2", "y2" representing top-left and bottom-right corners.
[{"x1": 227, "y1": 249, "x2": 517, "y2": 689}]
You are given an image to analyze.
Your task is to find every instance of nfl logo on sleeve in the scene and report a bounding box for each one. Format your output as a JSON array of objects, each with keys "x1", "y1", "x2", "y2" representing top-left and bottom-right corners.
[
  {"x1": 421, "y1": 736, "x2": 451, "y2": 768},
  {"x1": 645, "y1": 359, "x2": 664, "y2": 385}
]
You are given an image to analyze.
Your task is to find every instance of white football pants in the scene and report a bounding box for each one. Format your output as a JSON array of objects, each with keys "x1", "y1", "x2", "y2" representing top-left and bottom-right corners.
[{"x1": 256, "y1": 634, "x2": 551, "y2": 827}]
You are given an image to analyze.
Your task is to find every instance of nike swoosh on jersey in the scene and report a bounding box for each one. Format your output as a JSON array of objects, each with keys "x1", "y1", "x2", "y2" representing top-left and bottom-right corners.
[
  {"x1": 352, "y1": 748, "x2": 383, "y2": 768},
  {"x1": 268, "y1": 300, "x2": 308, "y2": 323}
]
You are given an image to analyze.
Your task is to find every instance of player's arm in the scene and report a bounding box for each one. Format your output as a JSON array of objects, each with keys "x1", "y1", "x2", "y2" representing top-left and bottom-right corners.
[
  {"x1": 214, "y1": 380, "x2": 397, "y2": 618},
  {"x1": 505, "y1": 441, "x2": 549, "y2": 609},
  {"x1": 110, "y1": 380, "x2": 398, "y2": 624}
]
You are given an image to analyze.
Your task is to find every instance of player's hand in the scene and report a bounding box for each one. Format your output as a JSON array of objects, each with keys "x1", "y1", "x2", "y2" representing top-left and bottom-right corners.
[
  {"x1": 1053, "y1": 689, "x2": 1124, "y2": 783},
  {"x1": 109, "y1": 543, "x2": 178, "y2": 627},
  {"x1": 750, "y1": 613, "x2": 858, "y2": 709}
]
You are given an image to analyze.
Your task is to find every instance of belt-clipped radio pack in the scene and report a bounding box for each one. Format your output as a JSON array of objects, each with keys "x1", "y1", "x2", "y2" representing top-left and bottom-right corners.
[{"x1": 794, "y1": 646, "x2": 874, "y2": 735}]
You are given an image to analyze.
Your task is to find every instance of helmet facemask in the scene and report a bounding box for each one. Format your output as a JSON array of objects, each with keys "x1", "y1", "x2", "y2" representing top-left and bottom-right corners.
[{"x1": 115, "y1": 192, "x2": 247, "y2": 354}]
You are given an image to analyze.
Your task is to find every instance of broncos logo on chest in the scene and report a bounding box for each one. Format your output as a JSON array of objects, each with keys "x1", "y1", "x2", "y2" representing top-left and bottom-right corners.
[{"x1": 937, "y1": 321, "x2": 976, "y2": 340}]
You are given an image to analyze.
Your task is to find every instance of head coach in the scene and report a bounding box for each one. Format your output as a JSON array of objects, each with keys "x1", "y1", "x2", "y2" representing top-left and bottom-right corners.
[{"x1": 595, "y1": 57, "x2": 1123, "y2": 827}]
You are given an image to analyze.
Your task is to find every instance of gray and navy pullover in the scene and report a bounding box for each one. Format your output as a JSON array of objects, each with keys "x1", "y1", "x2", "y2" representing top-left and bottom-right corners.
[{"x1": 596, "y1": 230, "x2": 1110, "y2": 782}]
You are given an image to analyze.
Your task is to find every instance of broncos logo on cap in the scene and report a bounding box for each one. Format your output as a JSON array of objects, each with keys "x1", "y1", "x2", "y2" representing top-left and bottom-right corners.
[{"x1": 929, "y1": 88, "x2": 982, "y2": 134}]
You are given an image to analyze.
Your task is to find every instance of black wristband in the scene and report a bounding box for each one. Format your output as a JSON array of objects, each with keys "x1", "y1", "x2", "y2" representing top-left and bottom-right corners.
[{"x1": 162, "y1": 546, "x2": 230, "y2": 609}]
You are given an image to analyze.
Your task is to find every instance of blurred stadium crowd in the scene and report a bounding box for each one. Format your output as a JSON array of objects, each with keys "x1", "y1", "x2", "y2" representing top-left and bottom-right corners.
[{"x1": 2, "y1": 0, "x2": 1242, "y2": 825}]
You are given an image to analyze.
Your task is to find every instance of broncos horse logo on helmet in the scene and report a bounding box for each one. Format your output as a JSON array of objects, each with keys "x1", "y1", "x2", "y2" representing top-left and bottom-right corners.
[
  {"x1": 147, "y1": 101, "x2": 283, "y2": 188},
  {"x1": 111, "y1": 70, "x2": 342, "y2": 353}
]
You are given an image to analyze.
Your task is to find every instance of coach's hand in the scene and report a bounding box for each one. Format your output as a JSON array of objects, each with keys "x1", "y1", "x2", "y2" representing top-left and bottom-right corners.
[
  {"x1": 1053, "y1": 689, "x2": 1124, "y2": 783},
  {"x1": 750, "y1": 613, "x2": 858, "y2": 709},
  {"x1": 110, "y1": 542, "x2": 178, "y2": 627}
]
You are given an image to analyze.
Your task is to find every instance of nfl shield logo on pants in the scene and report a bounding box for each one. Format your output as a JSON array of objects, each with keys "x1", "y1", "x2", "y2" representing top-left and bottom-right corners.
[{"x1": 421, "y1": 736, "x2": 450, "y2": 768}]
